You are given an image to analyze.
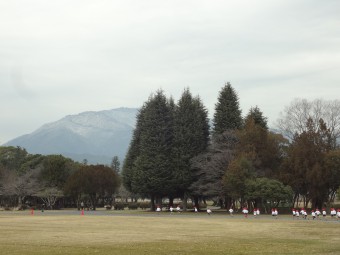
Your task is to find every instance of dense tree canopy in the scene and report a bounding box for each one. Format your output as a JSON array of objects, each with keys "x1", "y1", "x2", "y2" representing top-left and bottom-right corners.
[
  {"x1": 173, "y1": 88, "x2": 210, "y2": 202},
  {"x1": 123, "y1": 89, "x2": 211, "y2": 210},
  {"x1": 244, "y1": 177, "x2": 293, "y2": 211},
  {"x1": 130, "y1": 90, "x2": 176, "y2": 209},
  {"x1": 64, "y1": 164, "x2": 120, "y2": 210},
  {"x1": 280, "y1": 118, "x2": 335, "y2": 208}
]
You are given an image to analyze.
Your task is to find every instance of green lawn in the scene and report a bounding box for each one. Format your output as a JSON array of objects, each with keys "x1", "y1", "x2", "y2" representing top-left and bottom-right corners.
[{"x1": 0, "y1": 211, "x2": 339, "y2": 255}]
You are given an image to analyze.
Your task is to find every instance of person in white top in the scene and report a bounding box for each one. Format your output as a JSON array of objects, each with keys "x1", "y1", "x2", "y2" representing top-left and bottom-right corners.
[
  {"x1": 176, "y1": 205, "x2": 181, "y2": 213},
  {"x1": 207, "y1": 208, "x2": 212, "y2": 215},
  {"x1": 301, "y1": 208, "x2": 307, "y2": 220},
  {"x1": 256, "y1": 208, "x2": 260, "y2": 216},
  {"x1": 331, "y1": 208, "x2": 336, "y2": 218},
  {"x1": 228, "y1": 207, "x2": 234, "y2": 216},
  {"x1": 274, "y1": 208, "x2": 278, "y2": 218},
  {"x1": 311, "y1": 210, "x2": 316, "y2": 220},
  {"x1": 156, "y1": 206, "x2": 161, "y2": 213},
  {"x1": 300, "y1": 208, "x2": 305, "y2": 216},
  {"x1": 337, "y1": 209, "x2": 340, "y2": 219},
  {"x1": 315, "y1": 208, "x2": 321, "y2": 219},
  {"x1": 292, "y1": 209, "x2": 296, "y2": 219},
  {"x1": 253, "y1": 208, "x2": 257, "y2": 217},
  {"x1": 194, "y1": 207, "x2": 198, "y2": 213},
  {"x1": 242, "y1": 207, "x2": 248, "y2": 218},
  {"x1": 322, "y1": 208, "x2": 326, "y2": 219},
  {"x1": 295, "y1": 210, "x2": 300, "y2": 218},
  {"x1": 169, "y1": 206, "x2": 173, "y2": 214}
]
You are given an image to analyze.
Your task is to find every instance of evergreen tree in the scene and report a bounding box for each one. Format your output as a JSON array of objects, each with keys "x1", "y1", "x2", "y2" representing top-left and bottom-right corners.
[
  {"x1": 111, "y1": 156, "x2": 120, "y2": 174},
  {"x1": 213, "y1": 82, "x2": 242, "y2": 134},
  {"x1": 244, "y1": 106, "x2": 268, "y2": 130},
  {"x1": 122, "y1": 105, "x2": 146, "y2": 193},
  {"x1": 130, "y1": 90, "x2": 175, "y2": 210},
  {"x1": 172, "y1": 88, "x2": 210, "y2": 208}
]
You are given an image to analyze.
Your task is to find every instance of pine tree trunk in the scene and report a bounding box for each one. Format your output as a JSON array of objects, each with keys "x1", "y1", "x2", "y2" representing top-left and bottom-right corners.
[
  {"x1": 18, "y1": 196, "x2": 22, "y2": 209},
  {"x1": 150, "y1": 194, "x2": 155, "y2": 211},
  {"x1": 169, "y1": 196, "x2": 174, "y2": 207},
  {"x1": 194, "y1": 196, "x2": 199, "y2": 210},
  {"x1": 183, "y1": 193, "x2": 188, "y2": 211}
]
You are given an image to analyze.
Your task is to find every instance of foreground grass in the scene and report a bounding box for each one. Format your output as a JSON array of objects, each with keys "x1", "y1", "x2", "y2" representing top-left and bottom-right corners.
[{"x1": 0, "y1": 212, "x2": 339, "y2": 255}]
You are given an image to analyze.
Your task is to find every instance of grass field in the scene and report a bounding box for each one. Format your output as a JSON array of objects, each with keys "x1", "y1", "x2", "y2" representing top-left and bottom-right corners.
[{"x1": 1, "y1": 210, "x2": 339, "y2": 255}]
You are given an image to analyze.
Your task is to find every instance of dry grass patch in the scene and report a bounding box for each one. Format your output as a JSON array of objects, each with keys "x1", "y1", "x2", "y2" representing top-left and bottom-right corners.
[{"x1": 0, "y1": 213, "x2": 339, "y2": 254}]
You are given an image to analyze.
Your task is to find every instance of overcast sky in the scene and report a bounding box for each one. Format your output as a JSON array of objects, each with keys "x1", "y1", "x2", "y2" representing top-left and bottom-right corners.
[{"x1": 1, "y1": 0, "x2": 339, "y2": 144}]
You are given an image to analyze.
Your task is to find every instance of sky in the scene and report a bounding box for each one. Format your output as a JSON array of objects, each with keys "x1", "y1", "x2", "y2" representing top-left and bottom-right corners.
[{"x1": 1, "y1": 0, "x2": 340, "y2": 144}]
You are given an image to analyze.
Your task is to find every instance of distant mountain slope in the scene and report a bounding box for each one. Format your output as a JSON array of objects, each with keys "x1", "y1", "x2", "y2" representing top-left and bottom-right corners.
[{"x1": 4, "y1": 107, "x2": 138, "y2": 165}]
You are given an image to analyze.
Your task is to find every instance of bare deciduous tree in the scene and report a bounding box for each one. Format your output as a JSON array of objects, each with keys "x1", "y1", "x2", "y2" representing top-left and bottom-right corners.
[
  {"x1": 36, "y1": 185, "x2": 63, "y2": 210},
  {"x1": 0, "y1": 168, "x2": 41, "y2": 208},
  {"x1": 277, "y1": 98, "x2": 340, "y2": 147}
]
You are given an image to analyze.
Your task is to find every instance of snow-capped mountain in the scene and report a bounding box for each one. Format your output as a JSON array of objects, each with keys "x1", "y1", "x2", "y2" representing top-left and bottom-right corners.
[{"x1": 4, "y1": 107, "x2": 138, "y2": 164}]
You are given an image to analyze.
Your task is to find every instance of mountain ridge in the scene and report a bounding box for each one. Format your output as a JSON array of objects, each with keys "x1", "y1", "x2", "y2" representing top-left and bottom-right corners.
[{"x1": 4, "y1": 107, "x2": 138, "y2": 165}]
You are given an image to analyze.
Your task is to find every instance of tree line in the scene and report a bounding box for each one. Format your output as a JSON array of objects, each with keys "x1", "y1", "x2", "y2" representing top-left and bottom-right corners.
[
  {"x1": 0, "y1": 147, "x2": 121, "y2": 210},
  {"x1": 1, "y1": 83, "x2": 340, "y2": 212},
  {"x1": 122, "y1": 84, "x2": 340, "y2": 211}
]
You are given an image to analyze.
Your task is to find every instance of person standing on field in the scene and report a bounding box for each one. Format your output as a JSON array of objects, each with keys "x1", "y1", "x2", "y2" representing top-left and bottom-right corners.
[
  {"x1": 242, "y1": 207, "x2": 248, "y2": 218},
  {"x1": 331, "y1": 208, "x2": 336, "y2": 219},
  {"x1": 303, "y1": 209, "x2": 308, "y2": 220},
  {"x1": 322, "y1": 208, "x2": 327, "y2": 219},
  {"x1": 295, "y1": 210, "x2": 300, "y2": 219},
  {"x1": 229, "y1": 207, "x2": 234, "y2": 217},
  {"x1": 315, "y1": 208, "x2": 321, "y2": 219},
  {"x1": 274, "y1": 208, "x2": 278, "y2": 219},
  {"x1": 311, "y1": 210, "x2": 316, "y2": 220}
]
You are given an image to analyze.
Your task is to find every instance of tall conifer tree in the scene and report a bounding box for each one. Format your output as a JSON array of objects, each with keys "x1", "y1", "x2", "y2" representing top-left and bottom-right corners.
[
  {"x1": 122, "y1": 105, "x2": 146, "y2": 193},
  {"x1": 213, "y1": 82, "x2": 242, "y2": 134},
  {"x1": 130, "y1": 90, "x2": 175, "y2": 210},
  {"x1": 173, "y1": 88, "x2": 209, "y2": 208}
]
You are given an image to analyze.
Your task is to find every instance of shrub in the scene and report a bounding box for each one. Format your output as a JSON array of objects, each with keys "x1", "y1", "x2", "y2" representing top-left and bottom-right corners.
[
  {"x1": 18, "y1": 204, "x2": 28, "y2": 210},
  {"x1": 4, "y1": 206, "x2": 11, "y2": 211},
  {"x1": 127, "y1": 203, "x2": 138, "y2": 210},
  {"x1": 114, "y1": 203, "x2": 126, "y2": 210},
  {"x1": 138, "y1": 202, "x2": 151, "y2": 210},
  {"x1": 104, "y1": 205, "x2": 112, "y2": 210}
]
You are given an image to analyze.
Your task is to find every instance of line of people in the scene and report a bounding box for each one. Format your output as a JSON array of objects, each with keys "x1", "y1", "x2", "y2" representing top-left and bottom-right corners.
[
  {"x1": 157, "y1": 205, "x2": 340, "y2": 220},
  {"x1": 292, "y1": 208, "x2": 340, "y2": 220}
]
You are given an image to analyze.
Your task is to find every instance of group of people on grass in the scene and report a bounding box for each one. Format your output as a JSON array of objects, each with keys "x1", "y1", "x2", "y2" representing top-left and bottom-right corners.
[
  {"x1": 165, "y1": 205, "x2": 200, "y2": 214},
  {"x1": 292, "y1": 208, "x2": 340, "y2": 220},
  {"x1": 239, "y1": 207, "x2": 276, "y2": 218},
  {"x1": 155, "y1": 205, "x2": 340, "y2": 220}
]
